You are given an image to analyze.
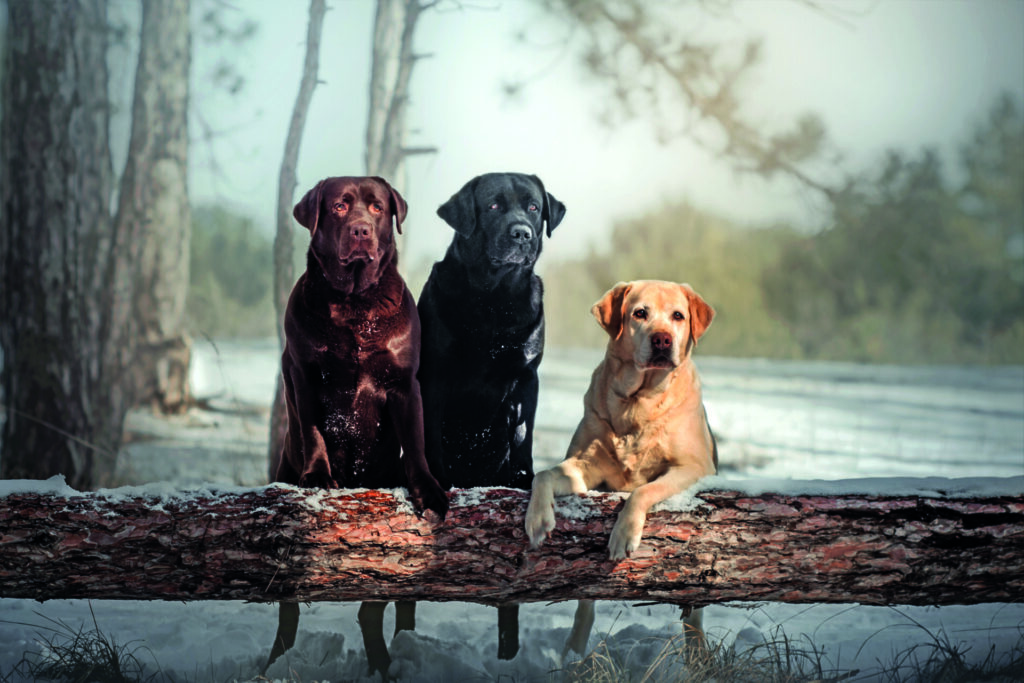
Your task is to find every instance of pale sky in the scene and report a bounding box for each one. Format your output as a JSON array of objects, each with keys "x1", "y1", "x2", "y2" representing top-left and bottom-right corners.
[{"x1": 35, "y1": 0, "x2": 1021, "y2": 268}]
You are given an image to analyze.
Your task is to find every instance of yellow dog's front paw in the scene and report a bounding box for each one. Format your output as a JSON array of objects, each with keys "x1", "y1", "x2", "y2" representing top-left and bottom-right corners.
[
  {"x1": 525, "y1": 492, "x2": 556, "y2": 548},
  {"x1": 608, "y1": 510, "x2": 644, "y2": 560}
]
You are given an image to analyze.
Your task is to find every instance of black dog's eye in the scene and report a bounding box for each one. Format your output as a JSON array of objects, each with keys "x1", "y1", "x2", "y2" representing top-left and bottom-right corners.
[
  {"x1": 633, "y1": 308, "x2": 647, "y2": 320},
  {"x1": 673, "y1": 311, "x2": 685, "y2": 321},
  {"x1": 527, "y1": 203, "x2": 539, "y2": 212},
  {"x1": 489, "y1": 202, "x2": 500, "y2": 211}
]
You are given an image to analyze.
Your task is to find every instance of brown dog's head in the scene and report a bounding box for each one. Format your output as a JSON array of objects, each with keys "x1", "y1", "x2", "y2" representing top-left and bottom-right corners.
[
  {"x1": 293, "y1": 176, "x2": 408, "y2": 294},
  {"x1": 592, "y1": 280, "x2": 714, "y2": 369}
]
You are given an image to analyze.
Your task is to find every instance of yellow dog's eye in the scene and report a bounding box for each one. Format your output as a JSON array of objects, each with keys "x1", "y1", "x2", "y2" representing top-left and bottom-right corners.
[
  {"x1": 633, "y1": 309, "x2": 647, "y2": 320},
  {"x1": 673, "y1": 311, "x2": 685, "y2": 321}
]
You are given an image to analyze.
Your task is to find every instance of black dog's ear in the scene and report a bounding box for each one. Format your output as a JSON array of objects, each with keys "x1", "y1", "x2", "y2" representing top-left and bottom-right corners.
[
  {"x1": 437, "y1": 178, "x2": 477, "y2": 236},
  {"x1": 293, "y1": 179, "x2": 326, "y2": 234},
  {"x1": 528, "y1": 174, "x2": 566, "y2": 237},
  {"x1": 372, "y1": 176, "x2": 408, "y2": 234},
  {"x1": 543, "y1": 191, "x2": 566, "y2": 237}
]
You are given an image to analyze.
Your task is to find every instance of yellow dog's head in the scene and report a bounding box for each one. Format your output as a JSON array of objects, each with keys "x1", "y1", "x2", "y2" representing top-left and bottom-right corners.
[{"x1": 592, "y1": 280, "x2": 714, "y2": 369}]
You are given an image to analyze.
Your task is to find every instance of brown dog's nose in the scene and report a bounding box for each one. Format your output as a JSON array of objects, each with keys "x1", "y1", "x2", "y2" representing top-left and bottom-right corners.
[
  {"x1": 651, "y1": 332, "x2": 672, "y2": 351},
  {"x1": 350, "y1": 223, "x2": 373, "y2": 240}
]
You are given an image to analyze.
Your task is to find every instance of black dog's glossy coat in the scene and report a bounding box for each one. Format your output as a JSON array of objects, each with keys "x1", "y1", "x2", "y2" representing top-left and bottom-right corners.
[{"x1": 418, "y1": 173, "x2": 565, "y2": 491}]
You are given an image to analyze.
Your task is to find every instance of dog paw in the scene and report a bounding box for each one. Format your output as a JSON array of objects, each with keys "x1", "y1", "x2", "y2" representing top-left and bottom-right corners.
[
  {"x1": 608, "y1": 513, "x2": 644, "y2": 561},
  {"x1": 299, "y1": 471, "x2": 338, "y2": 490},
  {"x1": 525, "y1": 493, "x2": 556, "y2": 548},
  {"x1": 409, "y1": 479, "x2": 450, "y2": 522}
]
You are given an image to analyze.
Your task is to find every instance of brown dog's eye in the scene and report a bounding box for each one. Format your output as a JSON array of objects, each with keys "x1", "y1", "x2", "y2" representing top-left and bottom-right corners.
[
  {"x1": 673, "y1": 311, "x2": 685, "y2": 321},
  {"x1": 369, "y1": 202, "x2": 383, "y2": 214},
  {"x1": 633, "y1": 309, "x2": 647, "y2": 320},
  {"x1": 333, "y1": 201, "x2": 349, "y2": 213}
]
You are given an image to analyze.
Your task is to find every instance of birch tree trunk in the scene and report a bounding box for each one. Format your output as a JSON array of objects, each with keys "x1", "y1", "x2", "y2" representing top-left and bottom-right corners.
[
  {"x1": 0, "y1": 0, "x2": 118, "y2": 489},
  {"x1": 116, "y1": 0, "x2": 193, "y2": 415},
  {"x1": 365, "y1": 0, "x2": 436, "y2": 181},
  {"x1": 267, "y1": 0, "x2": 328, "y2": 482},
  {"x1": 1, "y1": 484, "x2": 1020, "y2": 605}
]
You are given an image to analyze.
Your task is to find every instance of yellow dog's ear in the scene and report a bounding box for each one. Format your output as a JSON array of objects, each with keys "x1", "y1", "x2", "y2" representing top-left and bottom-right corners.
[
  {"x1": 592, "y1": 282, "x2": 633, "y2": 339},
  {"x1": 681, "y1": 283, "x2": 714, "y2": 345}
]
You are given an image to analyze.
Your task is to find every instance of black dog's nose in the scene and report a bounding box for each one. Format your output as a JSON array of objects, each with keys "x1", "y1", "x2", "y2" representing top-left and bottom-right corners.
[
  {"x1": 350, "y1": 223, "x2": 373, "y2": 240},
  {"x1": 509, "y1": 224, "x2": 532, "y2": 243},
  {"x1": 651, "y1": 332, "x2": 672, "y2": 351}
]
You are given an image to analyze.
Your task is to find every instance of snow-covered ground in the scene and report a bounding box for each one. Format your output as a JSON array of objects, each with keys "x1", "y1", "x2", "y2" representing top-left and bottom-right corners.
[{"x1": 1, "y1": 340, "x2": 1022, "y2": 681}]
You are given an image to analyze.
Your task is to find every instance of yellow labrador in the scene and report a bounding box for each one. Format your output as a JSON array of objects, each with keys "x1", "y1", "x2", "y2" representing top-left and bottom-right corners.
[
  {"x1": 525, "y1": 279, "x2": 717, "y2": 658},
  {"x1": 525, "y1": 279, "x2": 717, "y2": 559}
]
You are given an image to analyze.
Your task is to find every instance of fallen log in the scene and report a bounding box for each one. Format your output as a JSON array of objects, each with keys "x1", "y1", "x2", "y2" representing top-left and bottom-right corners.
[{"x1": 0, "y1": 476, "x2": 1021, "y2": 606}]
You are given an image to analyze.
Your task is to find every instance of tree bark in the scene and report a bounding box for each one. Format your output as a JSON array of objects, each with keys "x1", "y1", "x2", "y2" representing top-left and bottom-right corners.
[
  {"x1": 116, "y1": 0, "x2": 193, "y2": 415},
  {"x1": 267, "y1": 0, "x2": 328, "y2": 482},
  {"x1": 1, "y1": 483, "x2": 1020, "y2": 605},
  {"x1": 0, "y1": 0, "x2": 117, "y2": 489}
]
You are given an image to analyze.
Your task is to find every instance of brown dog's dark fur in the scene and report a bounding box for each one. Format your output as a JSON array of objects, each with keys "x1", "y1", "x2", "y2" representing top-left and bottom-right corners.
[
  {"x1": 265, "y1": 176, "x2": 447, "y2": 678},
  {"x1": 275, "y1": 176, "x2": 446, "y2": 512}
]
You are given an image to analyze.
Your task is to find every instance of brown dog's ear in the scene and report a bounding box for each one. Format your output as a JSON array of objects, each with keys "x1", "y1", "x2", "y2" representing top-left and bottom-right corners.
[
  {"x1": 437, "y1": 178, "x2": 477, "y2": 236},
  {"x1": 682, "y1": 283, "x2": 714, "y2": 347},
  {"x1": 371, "y1": 176, "x2": 408, "y2": 234},
  {"x1": 592, "y1": 282, "x2": 632, "y2": 339},
  {"x1": 527, "y1": 174, "x2": 566, "y2": 237},
  {"x1": 293, "y1": 180, "x2": 326, "y2": 234}
]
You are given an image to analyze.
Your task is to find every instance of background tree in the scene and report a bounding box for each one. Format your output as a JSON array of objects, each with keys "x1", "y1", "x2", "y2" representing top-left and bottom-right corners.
[
  {"x1": 1, "y1": 0, "x2": 191, "y2": 487},
  {"x1": 118, "y1": 0, "x2": 192, "y2": 414},
  {"x1": 267, "y1": 0, "x2": 327, "y2": 481},
  {"x1": 525, "y1": 0, "x2": 843, "y2": 197},
  {"x1": 1, "y1": 0, "x2": 116, "y2": 488},
  {"x1": 365, "y1": 0, "x2": 438, "y2": 181},
  {"x1": 761, "y1": 95, "x2": 1024, "y2": 364}
]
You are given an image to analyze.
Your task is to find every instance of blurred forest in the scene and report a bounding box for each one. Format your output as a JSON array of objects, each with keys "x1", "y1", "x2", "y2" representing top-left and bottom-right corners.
[
  {"x1": 541, "y1": 94, "x2": 1024, "y2": 364},
  {"x1": 187, "y1": 94, "x2": 1023, "y2": 366}
]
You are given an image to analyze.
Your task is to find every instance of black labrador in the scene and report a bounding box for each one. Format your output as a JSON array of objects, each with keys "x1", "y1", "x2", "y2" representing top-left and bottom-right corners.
[{"x1": 417, "y1": 172, "x2": 565, "y2": 658}]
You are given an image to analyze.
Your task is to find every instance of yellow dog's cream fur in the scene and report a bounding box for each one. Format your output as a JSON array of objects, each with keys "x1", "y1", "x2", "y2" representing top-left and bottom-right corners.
[{"x1": 525, "y1": 280, "x2": 716, "y2": 559}]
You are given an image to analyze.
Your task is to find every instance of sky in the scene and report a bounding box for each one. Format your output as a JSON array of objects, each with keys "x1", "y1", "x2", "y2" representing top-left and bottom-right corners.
[
  {"x1": 4, "y1": 0, "x2": 1021, "y2": 267},
  {"x1": 176, "y1": 0, "x2": 1024, "y2": 270}
]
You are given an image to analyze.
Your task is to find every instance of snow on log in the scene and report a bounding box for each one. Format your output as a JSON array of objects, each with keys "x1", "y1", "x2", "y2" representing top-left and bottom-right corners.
[{"x1": 0, "y1": 476, "x2": 1022, "y2": 606}]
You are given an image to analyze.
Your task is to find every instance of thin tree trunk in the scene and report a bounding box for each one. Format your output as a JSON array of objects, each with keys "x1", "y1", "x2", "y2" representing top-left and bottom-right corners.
[
  {"x1": 1, "y1": 483, "x2": 1020, "y2": 605},
  {"x1": 0, "y1": 0, "x2": 117, "y2": 489},
  {"x1": 117, "y1": 0, "x2": 193, "y2": 415},
  {"x1": 268, "y1": 0, "x2": 328, "y2": 482}
]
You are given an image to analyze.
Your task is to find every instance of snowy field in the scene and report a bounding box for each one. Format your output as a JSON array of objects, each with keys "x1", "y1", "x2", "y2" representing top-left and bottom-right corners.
[{"x1": 1, "y1": 339, "x2": 1023, "y2": 681}]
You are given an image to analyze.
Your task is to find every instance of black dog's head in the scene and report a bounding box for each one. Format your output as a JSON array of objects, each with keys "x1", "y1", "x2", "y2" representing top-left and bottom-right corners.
[
  {"x1": 293, "y1": 176, "x2": 408, "y2": 294},
  {"x1": 437, "y1": 173, "x2": 565, "y2": 285}
]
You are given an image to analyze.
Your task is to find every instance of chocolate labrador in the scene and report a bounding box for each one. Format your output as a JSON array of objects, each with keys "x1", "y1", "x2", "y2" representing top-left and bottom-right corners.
[
  {"x1": 417, "y1": 172, "x2": 566, "y2": 658},
  {"x1": 264, "y1": 176, "x2": 448, "y2": 679}
]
